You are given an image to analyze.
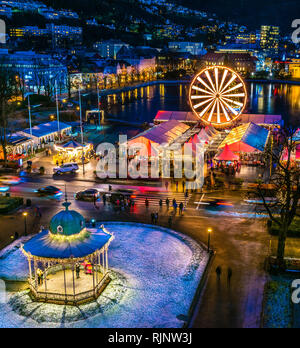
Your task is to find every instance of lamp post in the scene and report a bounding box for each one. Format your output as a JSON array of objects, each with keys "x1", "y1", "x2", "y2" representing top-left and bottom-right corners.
[
  {"x1": 207, "y1": 228, "x2": 212, "y2": 253},
  {"x1": 55, "y1": 80, "x2": 60, "y2": 135},
  {"x1": 23, "y1": 212, "x2": 28, "y2": 236},
  {"x1": 78, "y1": 88, "x2": 85, "y2": 175}
]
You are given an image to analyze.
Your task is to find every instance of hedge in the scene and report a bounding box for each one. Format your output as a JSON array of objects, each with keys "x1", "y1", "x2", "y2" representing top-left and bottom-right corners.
[{"x1": 0, "y1": 197, "x2": 23, "y2": 214}]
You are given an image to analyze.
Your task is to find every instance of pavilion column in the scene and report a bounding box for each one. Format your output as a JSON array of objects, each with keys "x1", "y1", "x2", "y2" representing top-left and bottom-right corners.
[
  {"x1": 92, "y1": 262, "x2": 96, "y2": 297},
  {"x1": 28, "y1": 257, "x2": 32, "y2": 285},
  {"x1": 63, "y1": 264, "x2": 67, "y2": 303},
  {"x1": 34, "y1": 259, "x2": 38, "y2": 289},
  {"x1": 105, "y1": 247, "x2": 108, "y2": 273},
  {"x1": 44, "y1": 261, "x2": 48, "y2": 299},
  {"x1": 95, "y1": 252, "x2": 99, "y2": 285},
  {"x1": 72, "y1": 263, "x2": 75, "y2": 302}
]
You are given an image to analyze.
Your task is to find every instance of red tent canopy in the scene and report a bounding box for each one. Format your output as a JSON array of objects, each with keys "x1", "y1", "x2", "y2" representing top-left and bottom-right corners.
[{"x1": 215, "y1": 145, "x2": 239, "y2": 161}]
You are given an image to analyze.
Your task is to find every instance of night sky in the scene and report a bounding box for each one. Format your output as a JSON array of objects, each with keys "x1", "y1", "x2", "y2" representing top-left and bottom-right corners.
[{"x1": 180, "y1": 0, "x2": 300, "y2": 34}]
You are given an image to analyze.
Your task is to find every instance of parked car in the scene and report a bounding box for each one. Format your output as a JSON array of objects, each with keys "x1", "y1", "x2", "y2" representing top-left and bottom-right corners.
[
  {"x1": 53, "y1": 163, "x2": 79, "y2": 175},
  {"x1": 35, "y1": 186, "x2": 63, "y2": 197},
  {"x1": 75, "y1": 189, "x2": 101, "y2": 201}
]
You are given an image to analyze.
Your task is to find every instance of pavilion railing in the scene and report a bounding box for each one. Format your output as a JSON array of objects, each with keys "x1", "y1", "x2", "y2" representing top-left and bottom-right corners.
[{"x1": 28, "y1": 272, "x2": 110, "y2": 305}]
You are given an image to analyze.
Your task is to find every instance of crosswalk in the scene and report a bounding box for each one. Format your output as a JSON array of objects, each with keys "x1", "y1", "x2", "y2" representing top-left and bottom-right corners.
[{"x1": 128, "y1": 192, "x2": 191, "y2": 208}]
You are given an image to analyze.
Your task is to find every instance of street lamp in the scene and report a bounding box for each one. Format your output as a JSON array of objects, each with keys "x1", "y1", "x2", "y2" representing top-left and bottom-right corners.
[
  {"x1": 207, "y1": 228, "x2": 212, "y2": 253},
  {"x1": 23, "y1": 212, "x2": 28, "y2": 236}
]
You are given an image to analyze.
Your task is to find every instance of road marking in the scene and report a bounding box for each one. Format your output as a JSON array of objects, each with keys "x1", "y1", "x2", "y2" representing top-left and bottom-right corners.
[{"x1": 196, "y1": 193, "x2": 205, "y2": 210}]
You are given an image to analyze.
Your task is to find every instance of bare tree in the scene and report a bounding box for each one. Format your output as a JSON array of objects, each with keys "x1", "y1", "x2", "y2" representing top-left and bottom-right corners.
[
  {"x1": 254, "y1": 126, "x2": 300, "y2": 269},
  {"x1": 0, "y1": 67, "x2": 18, "y2": 167}
]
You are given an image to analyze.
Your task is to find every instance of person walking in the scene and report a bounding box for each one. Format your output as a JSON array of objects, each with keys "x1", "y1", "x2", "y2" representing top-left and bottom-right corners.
[
  {"x1": 173, "y1": 200, "x2": 177, "y2": 214},
  {"x1": 166, "y1": 198, "x2": 170, "y2": 210},
  {"x1": 179, "y1": 202, "x2": 184, "y2": 216},
  {"x1": 154, "y1": 212, "x2": 158, "y2": 225},
  {"x1": 151, "y1": 212, "x2": 155, "y2": 224},
  {"x1": 165, "y1": 181, "x2": 169, "y2": 191},
  {"x1": 216, "y1": 266, "x2": 222, "y2": 280},
  {"x1": 227, "y1": 267, "x2": 233, "y2": 285},
  {"x1": 159, "y1": 199, "x2": 163, "y2": 208},
  {"x1": 76, "y1": 263, "x2": 81, "y2": 279}
]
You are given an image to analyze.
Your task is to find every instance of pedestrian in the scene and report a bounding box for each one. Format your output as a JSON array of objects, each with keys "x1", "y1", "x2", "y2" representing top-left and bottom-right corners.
[
  {"x1": 179, "y1": 202, "x2": 184, "y2": 215},
  {"x1": 159, "y1": 199, "x2": 163, "y2": 208},
  {"x1": 76, "y1": 263, "x2": 81, "y2": 279},
  {"x1": 56, "y1": 160, "x2": 59, "y2": 166},
  {"x1": 227, "y1": 267, "x2": 232, "y2": 285},
  {"x1": 165, "y1": 181, "x2": 169, "y2": 191},
  {"x1": 145, "y1": 198, "x2": 149, "y2": 208},
  {"x1": 151, "y1": 212, "x2": 155, "y2": 224},
  {"x1": 103, "y1": 193, "x2": 106, "y2": 205},
  {"x1": 14, "y1": 231, "x2": 19, "y2": 240},
  {"x1": 185, "y1": 190, "x2": 189, "y2": 199},
  {"x1": 154, "y1": 212, "x2": 158, "y2": 225},
  {"x1": 109, "y1": 185, "x2": 112, "y2": 192},
  {"x1": 182, "y1": 181, "x2": 185, "y2": 193},
  {"x1": 166, "y1": 198, "x2": 170, "y2": 209},
  {"x1": 173, "y1": 200, "x2": 177, "y2": 213},
  {"x1": 216, "y1": 266, "x2": 222, "y2": 279},
  {"x1": 37, "y1": 268, "x2": 43, "y2": 285}
]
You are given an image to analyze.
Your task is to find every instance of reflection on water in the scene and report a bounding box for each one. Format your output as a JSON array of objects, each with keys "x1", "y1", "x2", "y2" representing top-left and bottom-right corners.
[{"x1": 106, "y1": 82, "x2": 300, "y2": 126}]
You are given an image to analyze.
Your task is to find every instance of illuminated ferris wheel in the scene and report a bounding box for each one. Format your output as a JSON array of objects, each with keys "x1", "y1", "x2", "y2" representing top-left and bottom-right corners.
[{"x1": 189, "y1": 66, "x2": 247, "y2": 128}]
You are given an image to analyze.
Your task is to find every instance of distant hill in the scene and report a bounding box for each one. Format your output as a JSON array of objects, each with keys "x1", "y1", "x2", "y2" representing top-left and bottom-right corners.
[{"x1": 176, "y1": 0, "x2": 300, "y2": 34}]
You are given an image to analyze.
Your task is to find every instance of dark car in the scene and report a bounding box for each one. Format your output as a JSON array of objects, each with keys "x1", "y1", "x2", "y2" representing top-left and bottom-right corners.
[
  {"x1": 75, "y1": 189, "x2": 100, "y2": 202},
  {"x1": 35, "y1": 186, "x2": 63, "y2": 197}
]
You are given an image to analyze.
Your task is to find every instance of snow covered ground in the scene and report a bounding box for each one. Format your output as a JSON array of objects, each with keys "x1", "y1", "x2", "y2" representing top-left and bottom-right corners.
[{"x1": 0, "y1": 222, "x2": 209, "y2": 328}]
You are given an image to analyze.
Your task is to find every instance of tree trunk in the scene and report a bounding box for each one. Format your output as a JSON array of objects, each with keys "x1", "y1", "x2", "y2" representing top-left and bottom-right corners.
[
  {"x1": 1, "y1": 100, "x2": 8, "y2": 167},
  {"x1": 276, "y1": 224, "x2": 288, "y2": 270}
]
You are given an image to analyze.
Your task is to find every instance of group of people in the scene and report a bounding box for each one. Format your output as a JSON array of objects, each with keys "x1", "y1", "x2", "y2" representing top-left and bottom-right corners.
[{"x1": 216, "y1": 266, "x2": 233, "y2": 285}]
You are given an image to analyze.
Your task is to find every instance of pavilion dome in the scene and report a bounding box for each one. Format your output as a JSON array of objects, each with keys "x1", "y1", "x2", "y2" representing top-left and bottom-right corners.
[{"x1": 50, "y1": 202, "x2": 86, "y2": 236}]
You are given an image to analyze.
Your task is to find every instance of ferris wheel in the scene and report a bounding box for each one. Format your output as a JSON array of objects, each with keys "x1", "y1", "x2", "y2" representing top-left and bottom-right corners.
[{"x1": 189, "y1": 66, "x2": 247, "y2": 128}]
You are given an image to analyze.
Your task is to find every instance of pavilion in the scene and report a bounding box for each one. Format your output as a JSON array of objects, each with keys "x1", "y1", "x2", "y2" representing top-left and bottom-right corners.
[
  {"x1": 21, "y1": 200, "x2": 114, "y2": 305},
  {"x1": 54, "y1": 140, "x2": 93, "y2": 164}
]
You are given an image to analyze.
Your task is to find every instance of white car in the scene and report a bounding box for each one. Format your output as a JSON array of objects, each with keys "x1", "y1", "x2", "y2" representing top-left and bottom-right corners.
[{"x1": 53, "y1": 163, "x2": 79, "y2": 175}]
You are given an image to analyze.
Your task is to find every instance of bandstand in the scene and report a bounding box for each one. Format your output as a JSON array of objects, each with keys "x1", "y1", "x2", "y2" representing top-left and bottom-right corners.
[{"x1": 21, "y1": 201, "x2": 114, "y2": 305}]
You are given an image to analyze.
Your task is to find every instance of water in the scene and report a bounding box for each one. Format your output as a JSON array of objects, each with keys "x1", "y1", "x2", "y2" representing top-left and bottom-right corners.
[
  {"x1": 86, "y1": 82, "x2": 300, "y2": 144},
  {"x1": 107, "y1": 82, "x2": 300, "y2": 125}
]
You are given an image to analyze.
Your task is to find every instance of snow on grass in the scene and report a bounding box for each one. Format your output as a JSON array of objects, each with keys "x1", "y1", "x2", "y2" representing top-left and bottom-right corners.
[
  {"x1": 263, "y1": 276, "x2": 293, "y2": 328},
  {"x1": 0, "y1": 222, "x2": 209, "y2": 328}
]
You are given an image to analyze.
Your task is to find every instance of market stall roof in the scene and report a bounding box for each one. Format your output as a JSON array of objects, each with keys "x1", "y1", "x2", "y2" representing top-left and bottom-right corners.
[
  {"x1": 219, "y1": 123, "x2": 270, "y2": 153},
  {"x1": 239, "y1": 114, "x2": 283, "y2": 126},
  {"x1": 20, "y1": 121, "x2": 71, "y2": 139},
  {"x1": 1, "y1": 134, "x2": 32, "y2": 146},
  {"x1": 154, "y1": 111, "x2": 200, "y2": 124},
  {"x1": 154, "y1": 111, "x2": 282, "y2": 127},
  {"x1": 215, "y1": 144, "x2": 240, "y2": 161},
  {"x1": 129, "y1": 120, "x2": 190, "y2": 146}
]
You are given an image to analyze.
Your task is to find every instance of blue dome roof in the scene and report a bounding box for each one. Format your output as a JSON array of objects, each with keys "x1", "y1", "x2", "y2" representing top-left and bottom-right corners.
[{"x1": 50, "y1": 202, "x2": 85, "y2": 236}]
